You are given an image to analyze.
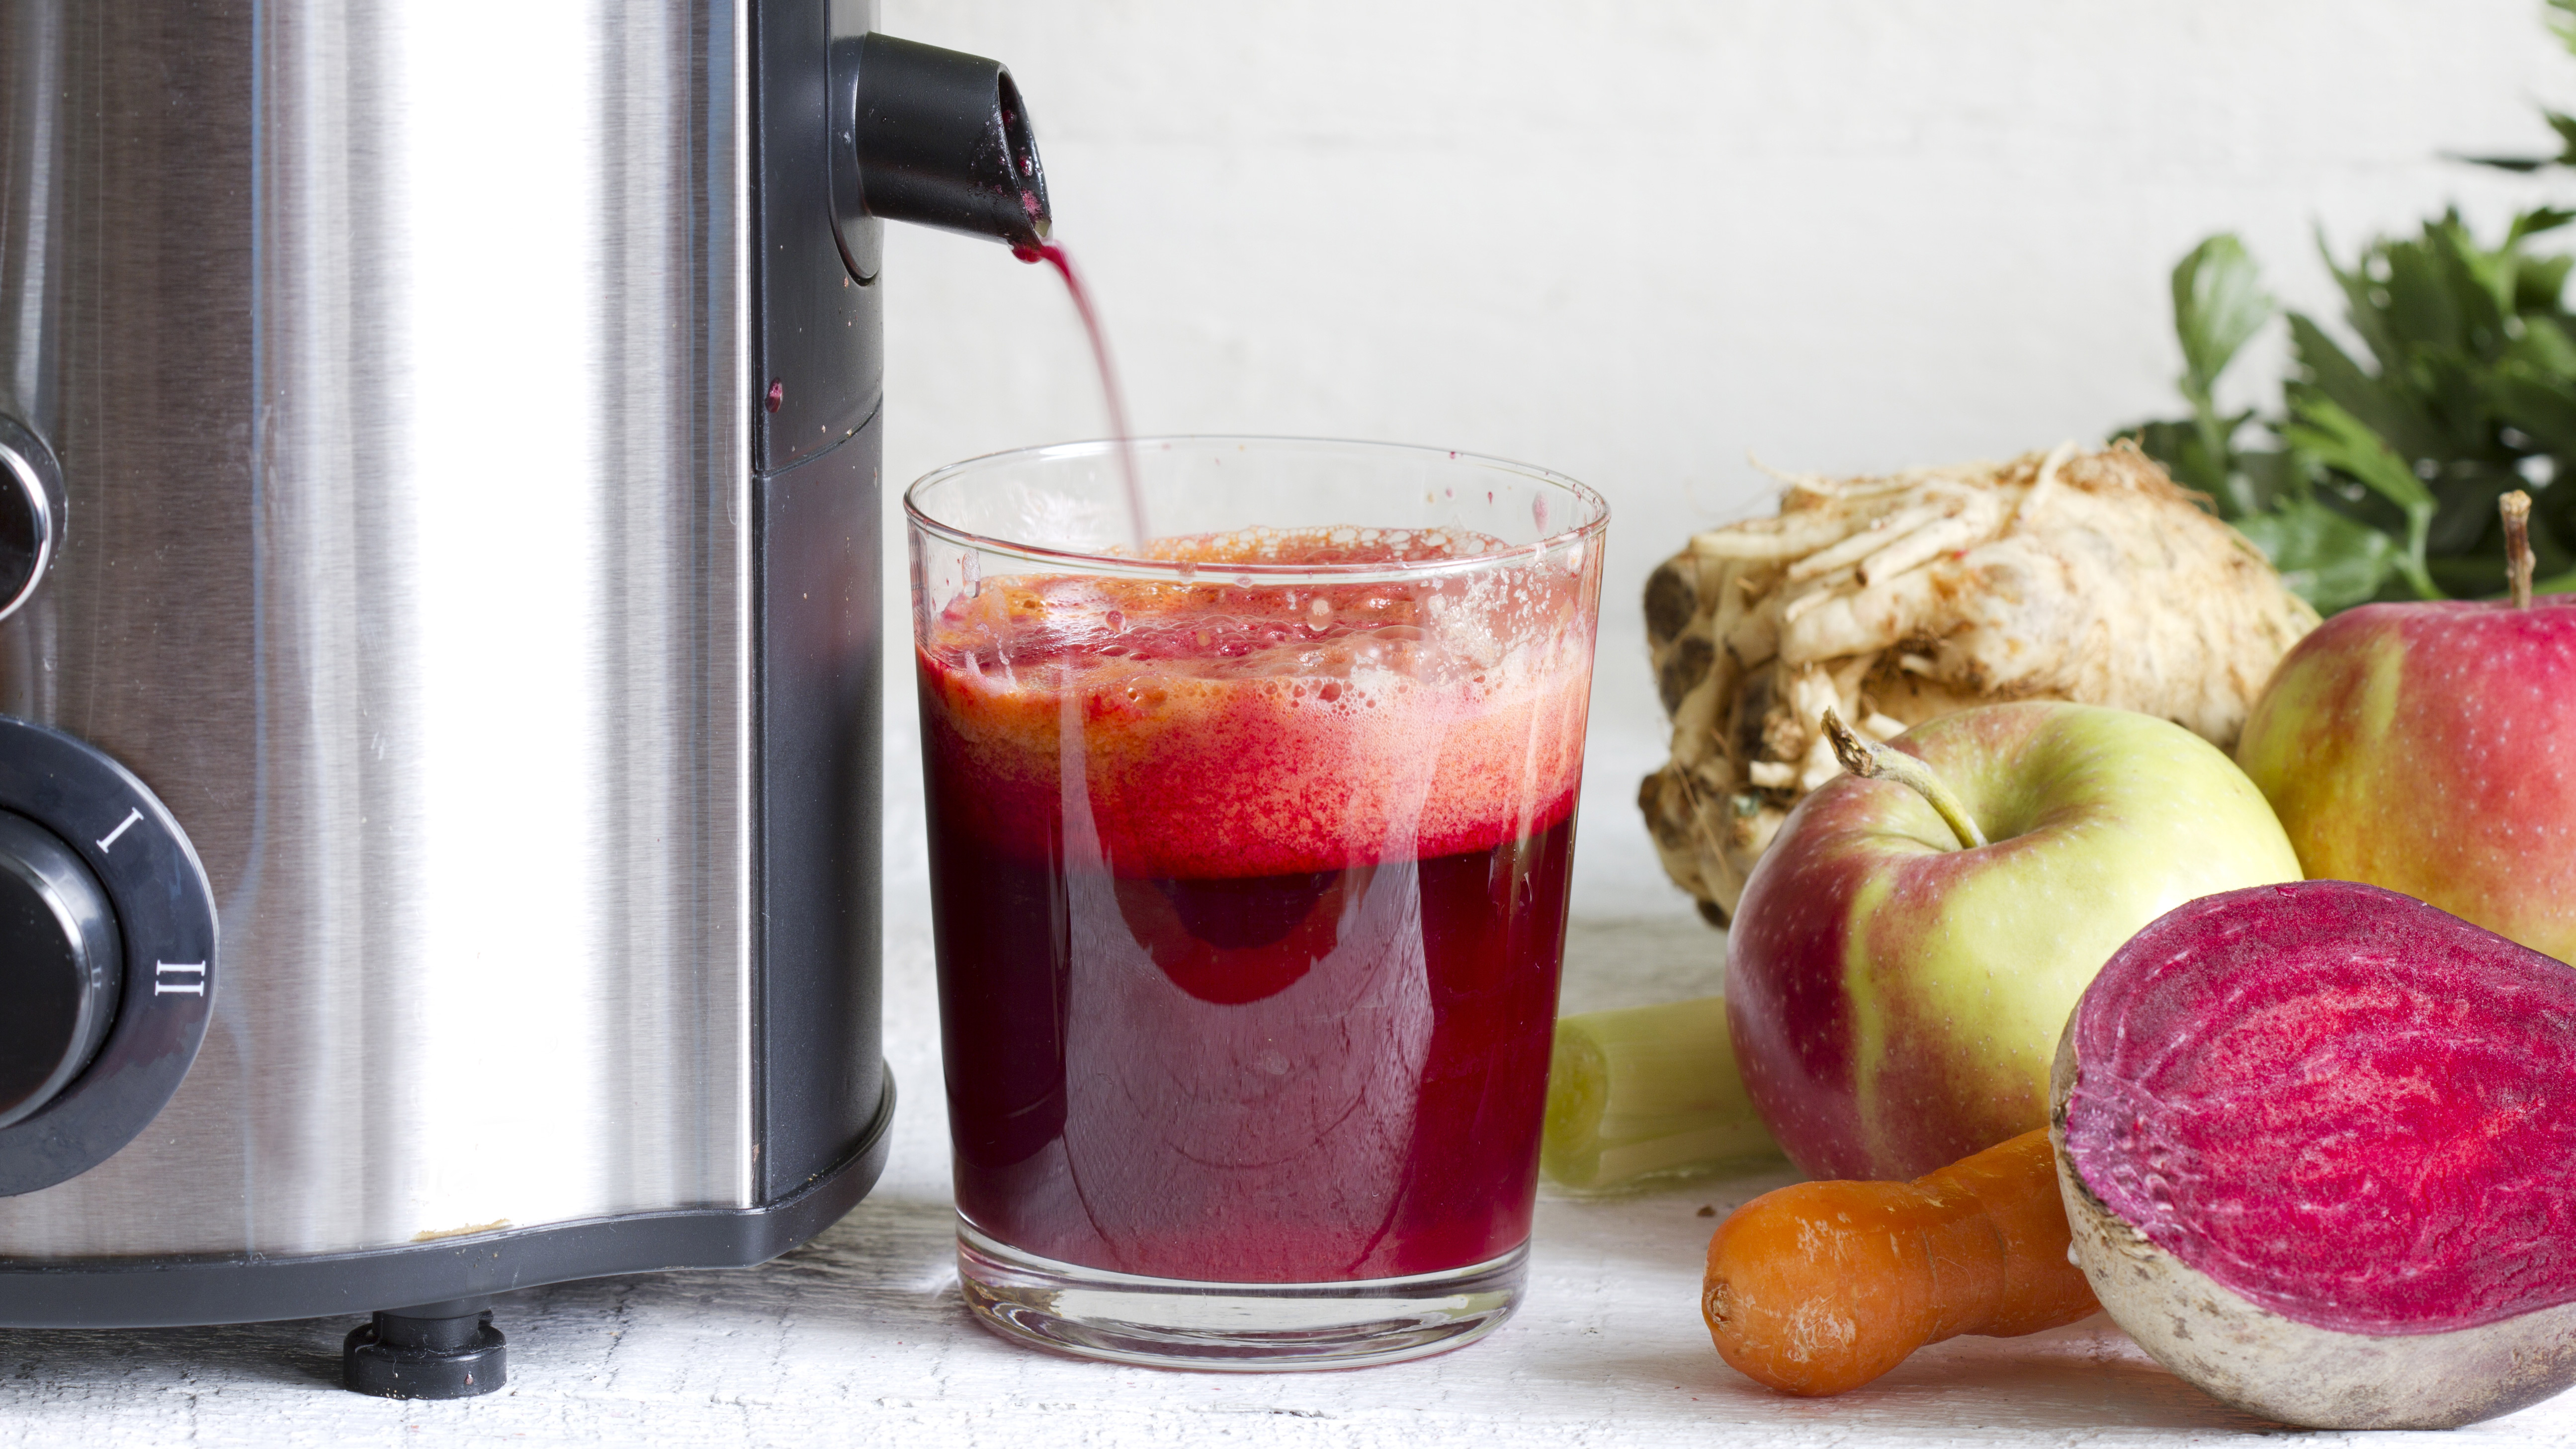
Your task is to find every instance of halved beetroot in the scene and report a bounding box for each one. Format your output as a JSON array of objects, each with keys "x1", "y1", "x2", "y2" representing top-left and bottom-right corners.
[{"x1": 2051, "y1": 880, "x2": 2576, "y2": 1429}]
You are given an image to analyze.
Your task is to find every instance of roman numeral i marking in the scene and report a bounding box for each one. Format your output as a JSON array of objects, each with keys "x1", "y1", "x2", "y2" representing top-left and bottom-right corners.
[{"x1": 97, "y1": 808, "x2": 142, "y2": 852}]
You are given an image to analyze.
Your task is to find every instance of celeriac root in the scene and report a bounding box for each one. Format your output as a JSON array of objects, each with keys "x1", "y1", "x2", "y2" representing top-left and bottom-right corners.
[{"x1": 1639, "y1": 441, "x2": 2318, "y2": 924}]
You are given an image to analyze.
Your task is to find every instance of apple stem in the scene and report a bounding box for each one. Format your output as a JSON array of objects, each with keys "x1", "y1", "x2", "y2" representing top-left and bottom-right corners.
[
  {"x1": 1822, "y1": 709, "x2": 1988, "y2": 851},
  {"x1": 2503, "y1": 490, "x2": 2534, "y2": 610}
]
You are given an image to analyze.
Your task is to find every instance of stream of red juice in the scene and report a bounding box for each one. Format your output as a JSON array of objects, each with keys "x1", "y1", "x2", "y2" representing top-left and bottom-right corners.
[
  {"x1": 918, "y1": 536, "x2": 1592, "y2": 1282},
  {"x1": 1015, "y1": 240, "x2": 1147, "y2": 545}
]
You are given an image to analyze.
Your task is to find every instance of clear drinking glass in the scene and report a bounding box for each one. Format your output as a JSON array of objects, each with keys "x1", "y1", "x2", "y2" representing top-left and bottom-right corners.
[{"x1": 906, "y1": 437, "x2": 1607, "y2": 1369}]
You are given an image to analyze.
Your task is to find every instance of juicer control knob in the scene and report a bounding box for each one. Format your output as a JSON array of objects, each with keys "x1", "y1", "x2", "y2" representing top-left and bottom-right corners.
[
  {"x1": 0, "y1": 713, "x2": 217, "y2": 1196},
  {"x1": 0, "y1": 810, "x2": 122, "y2": 1131}
]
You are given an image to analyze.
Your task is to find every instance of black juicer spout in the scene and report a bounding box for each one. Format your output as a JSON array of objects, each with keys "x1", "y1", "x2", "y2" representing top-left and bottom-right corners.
[{"x1": 832, "y1": 33, "x2": 1050, "y2": 257}]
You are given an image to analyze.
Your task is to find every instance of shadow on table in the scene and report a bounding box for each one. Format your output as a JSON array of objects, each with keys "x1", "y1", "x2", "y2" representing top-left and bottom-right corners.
[
  {"x1": 542, "y1": 1191, "x2": 981, "y2": 1345},
  {"x1": 0, "y1": 1194, "x2": 976, "y2": 1399},
  {"x1": 759, "y1": 1191, "x2": 961, "y2": 1286},
  {"x1": 1534, "y1": 1162, "x2": 1805, "y2": 1279},
  {"x1": 1560, "y1": 1319, "x2": 2282, "y2": 1436},
  {"x1": 0, "y1": 1318, "x2": 345, "y2": 1393}
]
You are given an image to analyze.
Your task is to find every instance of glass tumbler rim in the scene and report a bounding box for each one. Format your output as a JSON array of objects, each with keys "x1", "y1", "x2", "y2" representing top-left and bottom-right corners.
[{"x1": 902, "y1": 434, "x2": 1609, "y2": 586}]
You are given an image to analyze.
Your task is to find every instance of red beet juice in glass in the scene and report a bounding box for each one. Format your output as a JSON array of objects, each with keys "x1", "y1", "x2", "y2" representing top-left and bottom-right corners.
[{"x1": 919, "y1": 528, "x2": 1593, "y2": 1283}]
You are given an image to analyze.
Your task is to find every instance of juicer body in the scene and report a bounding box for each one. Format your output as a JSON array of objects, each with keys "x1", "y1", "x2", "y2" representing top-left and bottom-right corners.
[{"x1": 0, "y1": 0, "x2": 894, "y2": 1322}]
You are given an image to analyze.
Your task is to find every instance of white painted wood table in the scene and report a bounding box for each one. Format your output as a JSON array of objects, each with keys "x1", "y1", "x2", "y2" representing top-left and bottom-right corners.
[{"x1": 5, "y1": 906, "x2": 2572, "y2": 1447}]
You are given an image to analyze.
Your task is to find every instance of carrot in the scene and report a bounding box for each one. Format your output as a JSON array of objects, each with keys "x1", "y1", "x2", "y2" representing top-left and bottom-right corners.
[{"x1": 1700, "y1": 1128, "x2": 2098, "y2": 1396}]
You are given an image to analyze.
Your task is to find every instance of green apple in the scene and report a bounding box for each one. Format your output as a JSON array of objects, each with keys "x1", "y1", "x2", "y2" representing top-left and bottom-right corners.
[{"x1": 1725, "y1": 701, "x2": 2302, "y2": 1180}]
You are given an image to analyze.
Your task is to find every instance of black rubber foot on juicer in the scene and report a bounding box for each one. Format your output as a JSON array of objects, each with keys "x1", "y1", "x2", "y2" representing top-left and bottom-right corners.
[{"x1": 342, "y1": 1298, "x2": 507, "y2": 1399}]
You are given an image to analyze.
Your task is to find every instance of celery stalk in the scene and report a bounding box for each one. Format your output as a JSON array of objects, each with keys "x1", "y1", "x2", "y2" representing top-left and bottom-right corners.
[{"x1": 1541, "y1": 995, "x2": 1780, "y2": 1193}]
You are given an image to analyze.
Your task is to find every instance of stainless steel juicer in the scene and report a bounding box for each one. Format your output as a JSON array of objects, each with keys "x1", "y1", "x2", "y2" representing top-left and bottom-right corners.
[{"x1": 0, "y1": 0, "x2": 1046, "y2": 1396}]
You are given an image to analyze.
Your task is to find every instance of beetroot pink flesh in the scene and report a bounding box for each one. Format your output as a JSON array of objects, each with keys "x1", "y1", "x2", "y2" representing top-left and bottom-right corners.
[{"x1": 2063, "y1": 880, "x2": 2576, "y2": 1336}]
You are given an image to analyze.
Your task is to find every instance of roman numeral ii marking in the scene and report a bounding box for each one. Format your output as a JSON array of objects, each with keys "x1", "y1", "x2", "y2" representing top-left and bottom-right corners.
[{"x1": 154, "y1": 961, "x2": 207, "y2": 997}]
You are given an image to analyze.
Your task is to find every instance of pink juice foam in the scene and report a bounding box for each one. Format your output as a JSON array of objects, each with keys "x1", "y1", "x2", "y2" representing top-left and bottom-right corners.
[{"x1": 918, "y1": 529, "x2": 1594, "y2": 1281}]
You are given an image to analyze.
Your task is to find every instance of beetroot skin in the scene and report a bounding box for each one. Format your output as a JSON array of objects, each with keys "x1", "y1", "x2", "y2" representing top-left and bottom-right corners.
[{"x1": 2054, "y1": 880, "x2": 2576, "y2": 1428}]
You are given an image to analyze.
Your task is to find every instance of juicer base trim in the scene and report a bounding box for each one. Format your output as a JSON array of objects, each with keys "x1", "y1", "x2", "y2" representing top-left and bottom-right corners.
[{"x1": 0, "y1": 1078, "x2": 891, "y2": 1329}]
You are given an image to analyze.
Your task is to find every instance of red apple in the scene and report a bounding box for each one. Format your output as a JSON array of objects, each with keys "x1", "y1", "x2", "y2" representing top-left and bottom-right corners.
[
  {"x1": 1725, "y1": 701, "x2": 2302, "y2": 1181},
  {"x1": 2236, "y1": 565, "x2": 2576, "y2": 964}
]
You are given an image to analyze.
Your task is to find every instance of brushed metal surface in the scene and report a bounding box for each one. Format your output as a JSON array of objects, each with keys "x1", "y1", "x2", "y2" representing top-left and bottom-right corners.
[{"x1": 0, "y1": 0, "x2": 757, "y2": 1255}]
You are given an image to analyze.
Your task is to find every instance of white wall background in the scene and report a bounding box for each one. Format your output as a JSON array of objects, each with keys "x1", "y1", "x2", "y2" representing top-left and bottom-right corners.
[{"x1": 876, "y1": 0, "x2": 2576, "y2": 924}]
